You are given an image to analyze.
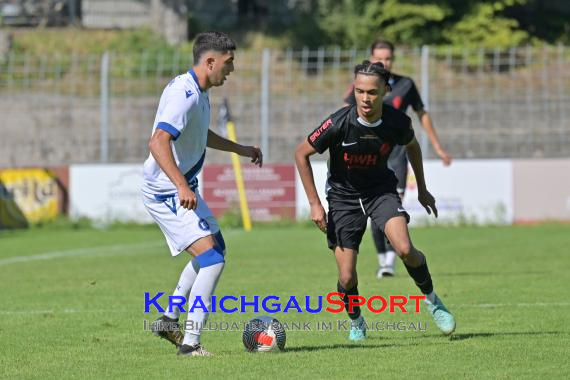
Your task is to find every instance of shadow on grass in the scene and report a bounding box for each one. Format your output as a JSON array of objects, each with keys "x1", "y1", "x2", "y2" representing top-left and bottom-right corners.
[{"x1": 265, "y1": 331, "x2": 568, "y2": 353}]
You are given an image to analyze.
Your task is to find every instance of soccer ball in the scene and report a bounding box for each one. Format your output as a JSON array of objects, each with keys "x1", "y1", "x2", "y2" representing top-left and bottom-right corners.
[{"x1": 243, "y1": 316, "x2": 286, "y2": 352}]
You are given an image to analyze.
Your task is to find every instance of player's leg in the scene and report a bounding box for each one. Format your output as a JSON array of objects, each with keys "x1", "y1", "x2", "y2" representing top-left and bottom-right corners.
[
  {"x1": 327, "y1": 199, "x2": 368, "y2": 341},
  {"x1": 143, "y1": 192, "x2": 191, "y2": 347},
  {"x1": 334, "y1": 246, "x2": 367, "y2": 341},
  {"x1": 375, "y1": 147, "x2": 409, "y2": 278},
  {"x1": 383, "y1": 215, "x2": 456, "y2": 335},
  {"x1": 178, "y1": 195, "x2": 225, "y2": 357}
]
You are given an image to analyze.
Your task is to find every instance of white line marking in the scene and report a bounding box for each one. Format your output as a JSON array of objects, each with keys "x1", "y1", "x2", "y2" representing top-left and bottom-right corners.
[{"x1": 0, "y1": 241, "x2": 164, "y2": 267}]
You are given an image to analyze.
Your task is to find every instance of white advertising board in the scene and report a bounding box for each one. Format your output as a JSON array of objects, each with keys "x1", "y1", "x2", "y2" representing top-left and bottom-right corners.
[{"x1": 296, "y1": 159, "x2": 513, "y2": 225}]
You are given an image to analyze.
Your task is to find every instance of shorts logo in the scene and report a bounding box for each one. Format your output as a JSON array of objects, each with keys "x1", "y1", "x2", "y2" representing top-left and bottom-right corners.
[
  {"x1": 164, "y1": 196, "x2": 177, "y2": 215},
  {"x1": 397, "y1": 208, "x2": 406, "y2": 213},
  {"x1": 309, "y1": 118, "x2": 333, "y2": 143},
  {"x1": 198, "y1": 219, "x2": 210, "y2": 231}
]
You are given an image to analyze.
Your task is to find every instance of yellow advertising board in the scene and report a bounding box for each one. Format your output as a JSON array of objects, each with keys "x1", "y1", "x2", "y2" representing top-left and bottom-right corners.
[{"x1": 0, "y1": 169, "x2": 59, "y2": 228}]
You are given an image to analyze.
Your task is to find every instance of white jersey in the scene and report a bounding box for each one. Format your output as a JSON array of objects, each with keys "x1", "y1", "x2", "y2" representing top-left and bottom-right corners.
[{"x1": 142, "y1": 70, "x2": 210, "y2": 195}]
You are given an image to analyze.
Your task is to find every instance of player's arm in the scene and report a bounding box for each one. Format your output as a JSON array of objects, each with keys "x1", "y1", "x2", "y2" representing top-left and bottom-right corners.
[
  {"x1": 294, "y1": 140, "x2": 327, "y2": 232},
  {"x1": 406, "y1": 136, "x2": 438, "y2": 217},
  {"x1": 416, "y1": 109, "x2": 452, "y2": 166},
  {"x1": 148, "y1": 129, "x2": 197, "y2": 210},
  {"x1": 207, "y1": 129, "x2": 263, "y2": 167}
]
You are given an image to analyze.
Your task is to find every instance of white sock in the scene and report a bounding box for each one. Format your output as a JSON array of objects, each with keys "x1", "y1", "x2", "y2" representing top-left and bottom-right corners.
[
  {"x1": 164, "y1": 259, "x2": 199, "y2": 320},
  {"x1": 183, "y1": 261, "x2": 224, "y2": 345},
  {"x1": 385, "y1": 250, "x2": 396, "y2": 269},
  {"x1": 377, "y1": 253, "x2": 386, "y2": 267},
  {"x1": 425, "y1": 291, "x2": 436, "y2": 305}
]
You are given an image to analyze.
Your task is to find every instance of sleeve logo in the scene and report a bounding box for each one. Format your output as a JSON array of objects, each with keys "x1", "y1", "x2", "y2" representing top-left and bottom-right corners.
[{"x1": 309, "y1": 118, "x2": 333, "y2": 143}]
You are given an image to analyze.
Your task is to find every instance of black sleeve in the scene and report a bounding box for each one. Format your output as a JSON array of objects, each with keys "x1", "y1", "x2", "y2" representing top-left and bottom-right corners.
[
  {"x1": 307, "y1": 116, "x2": 339, "y2": 154},
  {"x1": 407, "y1": 79, "x2": 425, "y2": 112},
  {"x1": 395, "y1": 117, "x2": 415, "y2": 146}
]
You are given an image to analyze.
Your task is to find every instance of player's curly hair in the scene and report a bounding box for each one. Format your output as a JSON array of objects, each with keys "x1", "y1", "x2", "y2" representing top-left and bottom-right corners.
[{"x1": 354, "y1": 60, "x2": 392, "y2": 90}]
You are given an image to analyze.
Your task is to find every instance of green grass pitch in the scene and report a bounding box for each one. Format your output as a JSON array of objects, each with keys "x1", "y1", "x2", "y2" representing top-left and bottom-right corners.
[{"x1": 0, "y1": 223, "x2": 569, "y2": 379}]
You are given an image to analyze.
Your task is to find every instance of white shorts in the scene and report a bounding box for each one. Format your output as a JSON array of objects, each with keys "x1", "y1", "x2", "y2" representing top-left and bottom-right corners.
[{"x1": 142, "y1": 190, "x2": 220, "y2": 256}]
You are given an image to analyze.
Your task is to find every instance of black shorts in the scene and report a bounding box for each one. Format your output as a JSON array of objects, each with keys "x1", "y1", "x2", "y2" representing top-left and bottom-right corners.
[
  {"x1": 327, "y1": 193, "x2": 410, "y2": 251},
  {"x1": 388, "y1": 146, "x2": 408, "y2": 195}
]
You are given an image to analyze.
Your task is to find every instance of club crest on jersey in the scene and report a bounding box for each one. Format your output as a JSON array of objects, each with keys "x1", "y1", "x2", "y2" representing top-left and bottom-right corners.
[
  {"x1": 309, "y1": 118, "x2": 333, "y2": 143},
  {"x1": 198, "y1": 219, "x2": 210, "y2": 231},
  {"x1": 379, "y1": 142, "x2": 391, "y2": 156},
  {"x1": 392, "y1": 96, "x2": 403, "y2": 109}
]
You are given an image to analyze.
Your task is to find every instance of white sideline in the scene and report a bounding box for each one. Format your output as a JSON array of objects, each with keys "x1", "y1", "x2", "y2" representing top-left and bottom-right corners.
[{"x1": 0, "y1": 241, "x2": 164, "y2": 267}]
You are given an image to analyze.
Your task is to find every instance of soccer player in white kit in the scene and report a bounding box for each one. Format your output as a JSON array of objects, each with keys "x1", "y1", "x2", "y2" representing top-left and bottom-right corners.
[{"x1": 141, "y1": 31, "x2": 263, "y2": 357}]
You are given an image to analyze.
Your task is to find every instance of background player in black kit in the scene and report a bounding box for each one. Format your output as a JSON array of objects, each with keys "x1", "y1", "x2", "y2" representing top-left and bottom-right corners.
[
  {"x1": 344, "y1": 40, "x2": 452, "y2": 279},
  {"x1": 295, "y1": 60, "x2": 456, "y2": 341}
]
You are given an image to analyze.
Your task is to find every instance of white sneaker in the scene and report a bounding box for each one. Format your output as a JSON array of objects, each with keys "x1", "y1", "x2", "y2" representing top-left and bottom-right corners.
[{"x1": 377, "y1": 266, "x2": 395, "y2": 279}]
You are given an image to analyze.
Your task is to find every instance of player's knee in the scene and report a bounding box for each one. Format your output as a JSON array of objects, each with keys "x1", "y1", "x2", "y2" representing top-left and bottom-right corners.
[
  {"x1": 195, "y1": 247, "x2": 225, "y2": 268},
  {"x1": 393, "y1": 240, "x2": 412, "y2": 257},
  {"x1": 338, "y1": 273, "x2": 357, "y2": 290}
]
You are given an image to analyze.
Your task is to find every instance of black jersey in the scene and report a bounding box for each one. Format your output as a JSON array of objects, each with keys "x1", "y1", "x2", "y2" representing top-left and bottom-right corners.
[
  {"x1": 344, "y1": 74, "x2": 424, "y2": 113},
  {"x1": 307, "y1": 104, "x2": 414, "y2": 199}
]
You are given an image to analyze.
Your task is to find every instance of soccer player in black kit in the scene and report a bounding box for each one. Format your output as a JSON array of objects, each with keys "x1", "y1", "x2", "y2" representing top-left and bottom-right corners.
[
  {"x1": 344, "y1": 40, "x2": 452, "y2": 279},
  {"x1": 295, "y1": 60, "x2": 455, "y2": 340}
]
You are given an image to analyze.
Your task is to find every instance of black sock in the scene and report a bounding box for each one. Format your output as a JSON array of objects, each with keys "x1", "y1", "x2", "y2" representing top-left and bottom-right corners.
[
  {"x1": 404, "y1": 257, "x2": 434, "y2": 295},
  {"x1": 337, "y1": 282, "x2": 361, "y2": 320}
]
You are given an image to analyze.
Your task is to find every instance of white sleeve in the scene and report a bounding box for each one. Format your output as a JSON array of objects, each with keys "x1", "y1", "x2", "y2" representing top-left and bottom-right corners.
[{"x1": 156, "y1": 89, "x2": 198, "y2": 140}]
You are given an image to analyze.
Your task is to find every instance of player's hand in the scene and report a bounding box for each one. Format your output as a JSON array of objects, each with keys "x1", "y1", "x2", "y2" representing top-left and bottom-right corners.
[
  {"x1": 178, "y1": 185, "x2": 197, "y2": 210},
  {"x1": 418, "y1": 189, "x2": 438, "y2": 218},
  {"x1": 436, "y1": 149, "x2": 452, "y2": 166},
  {"x1": 242, "y1": 145, "x2": 263, "y2": 167},
  {"x1": 310, "y1": 203, "x2": 327, "y2": 233}
]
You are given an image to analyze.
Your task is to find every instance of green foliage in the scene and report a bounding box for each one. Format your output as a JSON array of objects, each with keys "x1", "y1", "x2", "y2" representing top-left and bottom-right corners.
[
  {"x1": 443, "y1": 1, "x2": 530, "y2": 48},
  {"x1": 313, "y1": 0, "x2": 449, "y2": 48}
]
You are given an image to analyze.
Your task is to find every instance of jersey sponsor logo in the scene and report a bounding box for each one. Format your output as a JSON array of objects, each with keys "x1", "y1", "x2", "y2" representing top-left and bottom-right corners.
[
  {"x1": 379, "y1": 142, "x2": 391, "y2": 156},
  {"x1": 309, "y1": 118, "x2": 333, "y2": 143},
  {"x1": 392, "y1": 95, "x2": 402, "y2": 109},
  {"x1": 341, "y1": 141, "x2": 357, "y2": 147},
  {"x1": 185, "y1": 90, "x2": 193, "y2": 98},
  {"x1": 343, "y1": 152, "x2": 377, "y2": 168}
]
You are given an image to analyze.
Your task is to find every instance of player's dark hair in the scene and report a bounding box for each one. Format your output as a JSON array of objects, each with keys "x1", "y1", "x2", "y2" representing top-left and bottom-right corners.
[
  {"x1": 370, "y1": 39, "x2": 395, "y2": 55},
  {"x1": 193, "y1": 31, "x2": 236, "y2": 64},
  {"x1": 354, "y1": 60, "x2": 391, "y2": 90}
]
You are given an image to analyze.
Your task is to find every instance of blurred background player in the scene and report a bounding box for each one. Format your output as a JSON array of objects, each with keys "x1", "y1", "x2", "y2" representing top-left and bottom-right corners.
[
  {"x1": 141, "y1": 31, "x2": 263, "y2": 357},
  {"x1": 343, "y1": 40, "x2": 452, "y2": 279},
  {"x1": 296, "y1": 60, "x2": 456, "y2": 341}
]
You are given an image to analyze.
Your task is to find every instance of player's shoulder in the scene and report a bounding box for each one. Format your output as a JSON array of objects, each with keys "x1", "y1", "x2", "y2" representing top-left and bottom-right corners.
[
  {"x1": 392, "y1": 73, "x2": 415, "y2": 85},
  {"x1": 328, "y1": 105, "x2": 353, "y2": 125},
  {"x1": 383, "y1": 103, "x2": 411, "y2": 125},
  {"x1": 164, "y1": 72, "x2": 200, "y2": 104}
]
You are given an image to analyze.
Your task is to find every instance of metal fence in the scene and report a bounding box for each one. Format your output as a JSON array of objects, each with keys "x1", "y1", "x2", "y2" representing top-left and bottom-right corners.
[{"x1": 1, "y1": 46, "x2": 569, "y2": 166}]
